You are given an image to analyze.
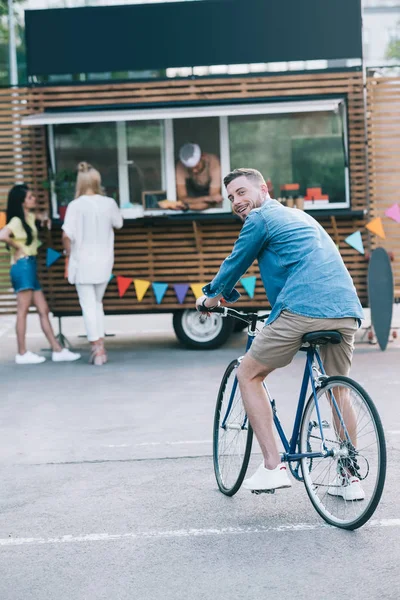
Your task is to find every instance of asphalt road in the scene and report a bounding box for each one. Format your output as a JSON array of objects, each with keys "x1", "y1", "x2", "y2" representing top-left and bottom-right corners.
[{"x1": 1, "y1": 313, "x2": 399, "y2": 600}]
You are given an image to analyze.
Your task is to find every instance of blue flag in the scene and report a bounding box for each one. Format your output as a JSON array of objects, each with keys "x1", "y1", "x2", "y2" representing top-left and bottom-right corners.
[
  {"x1": 152, "y1": 282, "x2": 168, "y2": 304},
  {"x1": 46, "y1": 248, "x2": 62, "y2": 268},
  {"x1": 241, "y1": 276, "x2": 257, "y2": 299},
  {"x1": 344, "y1": 231, "x2": 364, "y2": 255}
]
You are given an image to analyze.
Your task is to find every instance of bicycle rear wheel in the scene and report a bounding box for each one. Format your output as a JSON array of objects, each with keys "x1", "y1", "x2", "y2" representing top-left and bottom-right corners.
[
  {"x1": 213, "y1": 359, "x2": 253, "y2": 496},
  {"x1": 300, "y1": 376, "x2": 386, "y2": 530}
]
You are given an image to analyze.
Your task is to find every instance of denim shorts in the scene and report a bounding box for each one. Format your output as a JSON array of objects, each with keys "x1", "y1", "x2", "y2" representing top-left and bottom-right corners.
[{"x1": 10, "y1": 256, "x2": 42, "y2": 293}]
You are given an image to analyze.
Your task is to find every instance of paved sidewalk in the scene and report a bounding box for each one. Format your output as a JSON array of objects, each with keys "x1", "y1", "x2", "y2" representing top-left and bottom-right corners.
[{"x1": 1, "y1": 310, "x2": 399, "y2": 600}]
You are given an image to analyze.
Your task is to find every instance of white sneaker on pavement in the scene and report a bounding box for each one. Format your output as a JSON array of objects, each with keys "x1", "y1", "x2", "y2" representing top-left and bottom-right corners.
[
  {"x1": 243, "y1": 462, "x2": 292, "y2": 491},
  {"x1": 15, "y1": 351, "x2": 46, "y2": 365},
  {"x1": 52, "y1": 348, "x2": 81, "y2": 362},
  {"x1": 328, "y1": 474, "x2": 365, "y2": 501}
]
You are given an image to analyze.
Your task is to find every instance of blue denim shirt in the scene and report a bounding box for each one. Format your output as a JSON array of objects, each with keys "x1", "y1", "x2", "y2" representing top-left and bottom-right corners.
[{"x1": 203, "y1": 200, "x2": 364, "y2": 324}]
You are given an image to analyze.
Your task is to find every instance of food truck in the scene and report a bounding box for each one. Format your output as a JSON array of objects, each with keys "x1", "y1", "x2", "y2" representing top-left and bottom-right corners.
[{"x1": 1, "y1": 0, "x2": 384, "y2": 348}]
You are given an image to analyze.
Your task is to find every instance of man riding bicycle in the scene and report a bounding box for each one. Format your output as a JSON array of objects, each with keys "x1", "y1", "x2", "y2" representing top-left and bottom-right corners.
[{"x1": 196, "y1": 168, "x2": 364, "y2": 497}]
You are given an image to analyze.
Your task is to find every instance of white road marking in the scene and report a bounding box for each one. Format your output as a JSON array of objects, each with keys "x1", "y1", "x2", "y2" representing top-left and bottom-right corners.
[
  {"x1": 134, "y1": 440, "x2": 212, "y2": 447},
  {"x1": 107, "y1": 432, "x2": 400, "y2": 449},
  {"x1": 103, "y1": 441, "x2": 212, "y2": 449},
  {"x1": 1, "y1": 519, "x2": 399, "y2": 547}
]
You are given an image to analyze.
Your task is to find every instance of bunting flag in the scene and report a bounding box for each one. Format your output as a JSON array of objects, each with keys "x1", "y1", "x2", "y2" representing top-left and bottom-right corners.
[
  {"x1": 366, "y1": 217, "x2": 386, "y2": 239},
  {"x1": 173, "y1": 283, "x2": 189, "y2": 304},
  {"x1": 109, "y1": 274, "x2": 115, "y2": 282},
  {"x1": 0, "y1": 211, "x2": 6, "y2": 229},
  {"x1": 190, "y1": 283, "x2": 207, "y2": 300},
  {"x1": 344, "y1": 231, "x2": 364, "y2": 255},
  {"x1": 240, "y1": 276, "x2": 257, "y2": 299},
  {"x1": 46, "y1": 248, "x2": 62, "y2": 267},
  {"x1": 385, "y1": 203, "x2": 400, "y2": 224},
  {"x1": 117, "y1": 275, "x2": 132, "y2": 298},
  {"x1": 152, "y1": 282, "x2": 168, "y2": 304},
  {"x1": 134, "y1": 279, "x2": 150, "y2": 302}
]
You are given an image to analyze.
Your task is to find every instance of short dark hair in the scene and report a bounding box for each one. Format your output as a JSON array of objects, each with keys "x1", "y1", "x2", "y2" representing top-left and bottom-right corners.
[{"x1": 223, "y1": 168, "x2": 265, "y2": 189}]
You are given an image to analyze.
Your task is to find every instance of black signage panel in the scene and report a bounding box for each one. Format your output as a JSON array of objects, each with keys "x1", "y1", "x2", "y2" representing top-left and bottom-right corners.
[{"x1": 25, "y1": 0, "x2": 362, "y2": 77}]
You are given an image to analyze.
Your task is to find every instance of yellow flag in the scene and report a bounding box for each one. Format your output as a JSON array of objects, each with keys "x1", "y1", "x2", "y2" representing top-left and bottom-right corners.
[
  {"x1": 190, "y1": 283, "x2": 207, "y2": 300},
  {"x1": 366, "y1": 217, "x2": 386, "y2": 239},
  {"x1": 134, "y1": 279, "x2": 150, "y2": 302}
]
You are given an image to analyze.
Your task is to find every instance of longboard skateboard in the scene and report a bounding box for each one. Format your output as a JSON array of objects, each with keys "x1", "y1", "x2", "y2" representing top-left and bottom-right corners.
[{"x1": 368, "y1": 248, "x2": 394, "y2": 351}]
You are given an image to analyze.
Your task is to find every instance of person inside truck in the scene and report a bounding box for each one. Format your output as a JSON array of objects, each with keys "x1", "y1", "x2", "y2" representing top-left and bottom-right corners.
[{"x1": 175, "y1": 143, "x2": 223, "y2": 211}]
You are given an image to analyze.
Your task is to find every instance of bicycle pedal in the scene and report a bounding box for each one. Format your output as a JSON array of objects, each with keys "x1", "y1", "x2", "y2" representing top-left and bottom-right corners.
[{"x1": 251, "y1": 489, "x2": 276, "y2": 495}]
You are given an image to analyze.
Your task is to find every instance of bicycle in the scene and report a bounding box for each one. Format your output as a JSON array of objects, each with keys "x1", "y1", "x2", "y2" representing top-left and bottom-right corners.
[{"x1": 203, "y1": 305, "x2": 386, "y2": 530}]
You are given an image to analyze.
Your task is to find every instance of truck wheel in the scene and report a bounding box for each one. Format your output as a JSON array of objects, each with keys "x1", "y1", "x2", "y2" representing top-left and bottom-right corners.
[
  {"x1": 173, "y1": 310, "x2": 234, "y2": 350},
  {"x1": 233, "y1": 320, "x2": 248, "y2": 333}
]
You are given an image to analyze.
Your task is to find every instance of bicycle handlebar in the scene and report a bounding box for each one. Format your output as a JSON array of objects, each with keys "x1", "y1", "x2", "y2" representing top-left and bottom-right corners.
[{"x1": 197, "y1": 304, "x2": 269, "y2": 324}]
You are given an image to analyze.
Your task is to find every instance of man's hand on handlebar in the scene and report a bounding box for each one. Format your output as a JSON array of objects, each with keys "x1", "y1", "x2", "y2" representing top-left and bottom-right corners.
[{"x1": 196, "y1": 294, "x2": 221, "y2": 313}]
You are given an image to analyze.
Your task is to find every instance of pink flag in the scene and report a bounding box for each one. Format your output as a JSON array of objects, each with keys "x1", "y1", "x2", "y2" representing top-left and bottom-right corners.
[{"x1": 385, "y1": 204, "x2": 400, "y2": 224}]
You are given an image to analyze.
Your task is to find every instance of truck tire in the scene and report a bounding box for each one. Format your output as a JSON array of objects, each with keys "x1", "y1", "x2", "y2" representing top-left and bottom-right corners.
[
  {"x1": 172, "y1": 309, "x2": 234, "y2": 350},
  {"x1": 233, "y1": 320, "x2": 249, "y2": 333}
]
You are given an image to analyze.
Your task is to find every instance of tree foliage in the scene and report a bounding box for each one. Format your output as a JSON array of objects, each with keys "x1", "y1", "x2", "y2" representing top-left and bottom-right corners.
[{"x1": 385, "y1": 20, "x2": 400, "y2": 61}]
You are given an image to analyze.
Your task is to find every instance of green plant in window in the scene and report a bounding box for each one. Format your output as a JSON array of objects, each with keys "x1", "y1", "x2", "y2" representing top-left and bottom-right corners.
[{"x1": 42, "y1": 169, "x2": 76, "y2": 207}]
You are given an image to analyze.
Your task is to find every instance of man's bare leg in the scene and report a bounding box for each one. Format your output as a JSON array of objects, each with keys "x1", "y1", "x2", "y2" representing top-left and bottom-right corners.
[
  {"x1": 237, "y1": 354, "x2": 280, "y2": 470},
  {"x1": 330, "y1": 387, "x2": 357, "y2": 447}
]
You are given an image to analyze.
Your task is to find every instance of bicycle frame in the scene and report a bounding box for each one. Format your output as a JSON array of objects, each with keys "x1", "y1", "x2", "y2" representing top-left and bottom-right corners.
[{"x1": 222, "y1": 314, "x2": 349, "y2": 464}]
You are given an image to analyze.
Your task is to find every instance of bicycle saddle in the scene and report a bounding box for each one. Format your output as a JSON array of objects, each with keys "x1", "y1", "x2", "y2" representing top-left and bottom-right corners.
[{"x1": 301, "y1": 331, "x2": 342, "y2": 345}]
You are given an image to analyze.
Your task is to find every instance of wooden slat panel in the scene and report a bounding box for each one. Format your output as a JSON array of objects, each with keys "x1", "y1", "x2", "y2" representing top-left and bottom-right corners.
[
  {"x1": 367, "y1": 75, "x2": 400, "y2": 292},
  {"x1": 0, "y1": 71, "x2": 369, "y2": 315},
  {"x1": 35, "y1": 217, "x2": 369, "y2": 316}
]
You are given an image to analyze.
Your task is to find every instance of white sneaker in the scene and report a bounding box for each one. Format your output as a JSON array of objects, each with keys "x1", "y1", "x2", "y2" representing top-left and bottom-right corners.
[
  {"x1": 15, "y1": 351, "x2": 46, "y2": 365},
  {"x1": 243, "y1": 462, "x2": 292, "y2": 491},
  {"x1": 52, "y1": 348, "x2": 81, "y2": 362},
  {"x1": 328, "y1": 474, "x2": 365, "y2": 501}
]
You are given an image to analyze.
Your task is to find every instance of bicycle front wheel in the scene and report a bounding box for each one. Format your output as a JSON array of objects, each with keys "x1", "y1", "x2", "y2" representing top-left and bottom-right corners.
[
  {"x1": 300, "y1": 376, "x2": 386, "y2": 530},
  {"x1": 213, "y1": 359, "x2": 253, "y2": 496}
]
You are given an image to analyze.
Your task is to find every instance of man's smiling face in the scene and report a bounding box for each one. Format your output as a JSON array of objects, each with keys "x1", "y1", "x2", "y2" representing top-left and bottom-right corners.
[{"x1": 226, "y1": 175, "x2": 269, "y2": 221}]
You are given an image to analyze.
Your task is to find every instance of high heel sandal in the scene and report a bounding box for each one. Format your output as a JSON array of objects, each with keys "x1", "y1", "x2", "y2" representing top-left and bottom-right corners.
[
  {"x1": 89, "y1": 343, "x2": 104, "y2": 366},
  {"x1": 98, "y1": 340, "x2": 108, "y2": 365}
]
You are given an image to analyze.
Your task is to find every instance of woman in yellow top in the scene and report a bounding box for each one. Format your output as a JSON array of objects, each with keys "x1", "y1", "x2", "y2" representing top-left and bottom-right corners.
[{"x1": 0, "y1": 184, "x2": 80, "y2": 364}]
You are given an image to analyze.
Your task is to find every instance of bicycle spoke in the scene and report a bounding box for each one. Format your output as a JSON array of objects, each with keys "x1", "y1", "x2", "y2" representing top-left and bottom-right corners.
[
  {"x1": 214, "y1": 361, "x2": 253, "y2": 494},
  {"x1": 300, "y1": 377, "x2": 385, "y2": 529}
]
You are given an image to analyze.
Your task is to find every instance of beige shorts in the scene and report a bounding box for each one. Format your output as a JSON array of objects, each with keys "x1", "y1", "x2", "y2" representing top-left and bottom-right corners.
[{"x1": 249, "y1": 310, "x2": 358, "y2": 376}]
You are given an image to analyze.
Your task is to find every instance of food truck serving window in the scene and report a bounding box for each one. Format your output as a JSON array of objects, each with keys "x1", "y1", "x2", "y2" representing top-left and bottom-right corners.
[{"x1": 33, "y1": 98, "x2": 349, "y2": 218}]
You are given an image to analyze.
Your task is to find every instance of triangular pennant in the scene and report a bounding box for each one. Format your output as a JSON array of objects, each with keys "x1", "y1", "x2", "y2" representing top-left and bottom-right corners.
[
  {"x1": 37, "y1": 239, "x2": 43, "y2": 249},
  {"x1": 366, "y1": 217, "x2": 386, "y2": 239},
  {"x1": 190, "y1": 283, "x2": 207, "y2": 300},
  {"x1": 117, "y1": 275, "x2": 132, "y2": 298},
  {"x1": 46, "y1": 248, "x2": 62, "y2": 267},
  {"x1": 134, "y1": 279, "x2": 150, "y2": 302},
  {"x1": 385, "y1": 203, "x2": 400, "y2": 224},
  {"x1": 173, "y1": 283, "x2": 190, "y2": 304},
  {"x1": 0, "y1": 211, "x2": 6, "y2": 229},
  {"x1": 152, "y1": 282, "x2": 168, "y2": 304},
  {"x1": 240, "y1": 276, "x2": 257, "y2": 299},
  {"x1": 109, "y1": 274, "x2": 115, "y2": 282},
  {"x1": 344, "y1": 231, "x2": 364, "y2": 255}
]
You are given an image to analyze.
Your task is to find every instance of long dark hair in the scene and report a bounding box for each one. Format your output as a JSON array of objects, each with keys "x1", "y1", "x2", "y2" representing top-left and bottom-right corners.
[{"x1": 6, "y1": 184, "x2": 33, "y2": 246}]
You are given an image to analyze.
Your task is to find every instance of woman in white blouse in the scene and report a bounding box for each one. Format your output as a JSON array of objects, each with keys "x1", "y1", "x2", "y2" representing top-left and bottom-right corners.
[{"x1": 62, "y1": 162, "x2": 123, "y2": 365}]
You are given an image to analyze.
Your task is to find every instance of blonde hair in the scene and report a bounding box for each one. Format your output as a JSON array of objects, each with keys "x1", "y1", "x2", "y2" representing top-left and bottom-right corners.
[{"x1": 75, "y1": 162, "x2": 103, "y2": 198}]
